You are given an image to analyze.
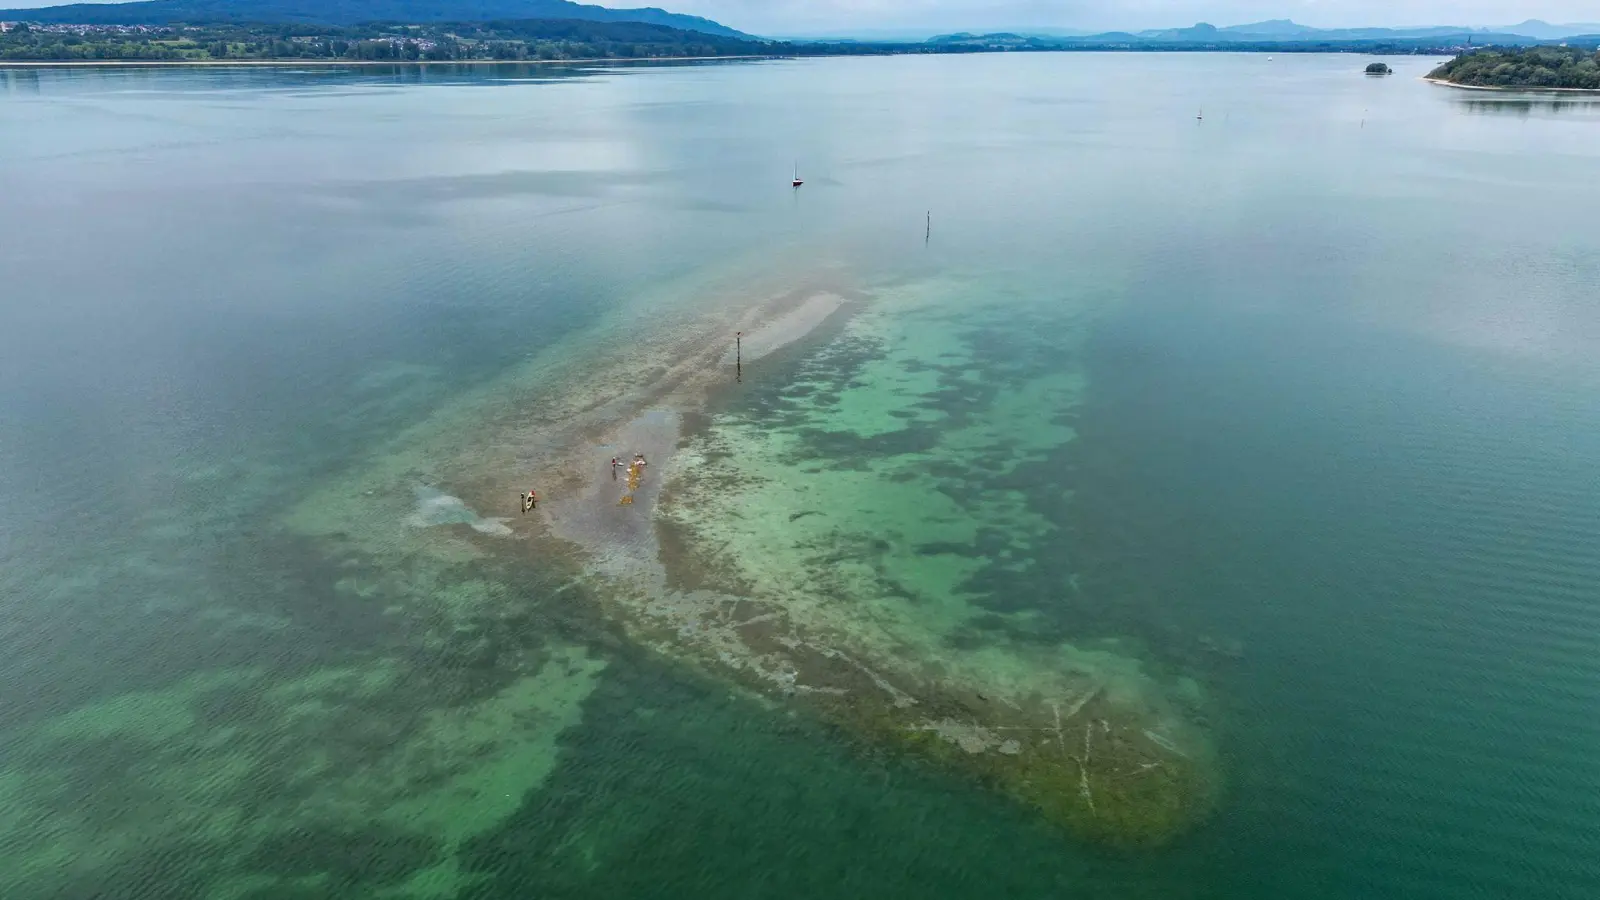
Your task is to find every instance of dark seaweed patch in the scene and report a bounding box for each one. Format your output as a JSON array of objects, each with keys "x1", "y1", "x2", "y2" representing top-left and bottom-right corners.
[{"x1": 246, "y1": 824, "x2": 443, "y2": 887}]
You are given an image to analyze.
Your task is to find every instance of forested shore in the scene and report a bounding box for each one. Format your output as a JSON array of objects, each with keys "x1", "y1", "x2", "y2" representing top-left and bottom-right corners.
[{"x1": 1429, "y1": 45, "x2": 1600, "y2": 89}]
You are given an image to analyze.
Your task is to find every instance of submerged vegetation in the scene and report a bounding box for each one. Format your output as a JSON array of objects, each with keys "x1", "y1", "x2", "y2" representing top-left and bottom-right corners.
[
  {"x1": 1430, "y1": 45, "x2": 1600, "y2": 89},
  {"x1": 631, "y1": 278, "x2": 1223, "y2": 845}
]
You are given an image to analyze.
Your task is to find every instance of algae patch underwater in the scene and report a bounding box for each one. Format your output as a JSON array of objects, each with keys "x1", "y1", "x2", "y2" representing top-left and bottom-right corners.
[
  {"x1": 640, "y1": 274, "x2": 1221, "y2": 844},
  {"x1": 277, "y1": 262, "x2": 1222, "y2": 849}
]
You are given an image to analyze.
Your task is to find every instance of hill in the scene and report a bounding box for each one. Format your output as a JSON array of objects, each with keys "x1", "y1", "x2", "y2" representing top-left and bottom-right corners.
[
  {"x1": 926, "y1": 26, "x2": 1539, "y2": 53},
  {"x1": 1495, "y1": 19, "x2": 1600, "y2": 40},
  {"x1": 1430, "y1": 45, "x2": 1600, "y2": 89},
  {"x1": 1220, "y1": 19, "x2": 1314, "y2": 37},
  {"x1": 0, "y1": 16, "x2": 773, "y2": 59},
  {"x1": 1134, "y1": 21, "x2": 1532, "y2": 43},
  {"x1": 0, "y1": 0, "x2": 745, "y2": 36}
]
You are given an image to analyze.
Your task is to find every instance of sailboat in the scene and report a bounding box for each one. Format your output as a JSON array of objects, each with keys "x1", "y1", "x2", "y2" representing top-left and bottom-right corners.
[
  {"x1": 1196, "y1": 108, "x2": 1204, "y2": 121},
  {"x1": 792, "y1": 162, "x2": 803, "y2": 188}
]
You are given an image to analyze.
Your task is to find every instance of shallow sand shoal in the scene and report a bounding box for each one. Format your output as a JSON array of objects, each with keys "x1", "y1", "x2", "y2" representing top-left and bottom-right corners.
[
  {"x1": 541, "y1": 285, "x2": 850, "y2": 576},
  {"x1": 525, "y1": 283, "x2": 849, "y2": 538},
  {"x1": 722, "y1": 292, "x2": 846, "y2": 365},
  {"x1": 281, "y1": 258, "x2": 1218, "y2": 847},
  {"x1": 527, "y1": 273, "x2": 1220, "y2": 845},
  {"x1": 1422, "y1": 76, "x2": 1600, "y2": 94},
  {"x1": 541, "y1": 408, "x2": 682, "y2": 582}
]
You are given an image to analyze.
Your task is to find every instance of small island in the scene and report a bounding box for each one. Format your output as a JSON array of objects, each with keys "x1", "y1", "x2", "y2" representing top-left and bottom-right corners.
[
  {"x1": 1365, "y1": 62, "x2": 1392, "y2": 75},
  {"x1": 1429, "y1": 45, "x2": 1600, "y2": 90}
]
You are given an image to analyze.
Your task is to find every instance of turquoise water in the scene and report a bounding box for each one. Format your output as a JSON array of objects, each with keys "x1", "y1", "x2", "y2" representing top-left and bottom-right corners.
[{"x1": 2, "y1": 54, "x2": 1599, "y2": 898}]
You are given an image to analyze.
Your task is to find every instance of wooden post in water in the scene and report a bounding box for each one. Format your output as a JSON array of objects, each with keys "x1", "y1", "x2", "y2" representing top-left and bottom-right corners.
[
  {"x1": 926, "y1": 210, "x2": 930, "y2": 245},
  {"x1": 736, "y1": 331, "x2": 742, "y2": 382}
]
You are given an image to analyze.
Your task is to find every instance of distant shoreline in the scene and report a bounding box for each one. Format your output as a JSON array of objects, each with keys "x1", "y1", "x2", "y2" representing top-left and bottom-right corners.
[
  {"x1": 1423, "y1": 76, "x2": 1600, "y2": 94},
  {"x1": 0, "y1": 54, "x2": 786, "y2": 68},
  {"x1": 1, "y1": 47, "x2": 1475, "y2": 70}
]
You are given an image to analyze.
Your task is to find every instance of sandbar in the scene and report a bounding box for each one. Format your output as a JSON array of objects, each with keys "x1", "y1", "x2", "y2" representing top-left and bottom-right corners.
[
  {"x1": 1423, "y1": 76, "x2": 1600, "y2": 94},
  {"x1": 721, "y1": 292, "x2": 846, "y2": 364},
  {"x1": 520, "y1": 275, "x2": 1218, "y2": 846}
]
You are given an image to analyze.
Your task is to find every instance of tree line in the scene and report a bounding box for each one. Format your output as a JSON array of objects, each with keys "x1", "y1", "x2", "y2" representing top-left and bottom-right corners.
[
  {"x1": 1430, "y1": 45, "x2": 1600, "y2": 89},
  {"x1": 8, "y1": 18, "x2": 1562, "y2": 64},
  {"x1": 0, "y1": 19, "x2": 793, "y2": 61}
]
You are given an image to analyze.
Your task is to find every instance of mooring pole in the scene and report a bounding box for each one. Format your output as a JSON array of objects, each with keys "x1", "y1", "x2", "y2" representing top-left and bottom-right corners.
[{"x1": 736, "y1": 331, "x2": 742, "y2": 382}]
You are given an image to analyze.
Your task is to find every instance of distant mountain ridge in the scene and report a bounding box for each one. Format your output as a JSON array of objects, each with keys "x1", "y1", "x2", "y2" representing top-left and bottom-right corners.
[
  {"x1": 1136, "y1": 18, "x2": 1600, "y2": 42},
  {"x1": 1498, "y1": 18, "x2": 1600, "y2": 39},
  {"x1": 0, "y1": 0, "x2": 747, "y2": 36},
  {"x1": 917, "y1": 23, "x2": 1600, "y2": 53},
  {"x1": 926, "y1": 23, "x2": 1536, "y2": 48},
  {"x1": 1219, "y1": 19, "x2": 1311, "y2": 36},
  {"x1": 760, "y1": 17, "x2": 1600, "y2": 44},
  {"x1": 5, "y1": 3, "x2": 1598, "y2": 46}
]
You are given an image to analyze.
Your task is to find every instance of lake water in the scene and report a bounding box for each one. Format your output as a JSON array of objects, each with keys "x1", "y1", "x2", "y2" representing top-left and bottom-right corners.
[{"x1": 2, "y1": 53, "x2": 1599, "y2": 899}]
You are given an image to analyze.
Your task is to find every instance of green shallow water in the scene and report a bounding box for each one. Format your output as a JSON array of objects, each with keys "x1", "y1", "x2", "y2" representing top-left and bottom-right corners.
[
  {"x1": 653, "y1": 272, "x2": 1216, "y2": 842},
  {"x1": 3, "y1": 55, "x2": 1600, "y2": 898}
]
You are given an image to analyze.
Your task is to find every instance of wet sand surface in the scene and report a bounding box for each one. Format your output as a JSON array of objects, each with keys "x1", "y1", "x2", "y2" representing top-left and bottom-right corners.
[
  {"x1": 722, "y1": 292, "x2": 846, "y2": 365},
  {"x1": 542, "y1": 408, "x2": 681, "y2": 581},
  {"x1": 530, "y1": 285, "x2": 850, "y2": 567}
]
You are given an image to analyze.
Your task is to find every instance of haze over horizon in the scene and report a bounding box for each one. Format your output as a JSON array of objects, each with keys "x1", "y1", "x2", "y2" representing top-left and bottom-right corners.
[
  {"x1": 1, "y1": 0, "x2": 1597, "y2": 39},
  {"x1": 640, "y1": 1, "x2": 1600, "y2": 35}
]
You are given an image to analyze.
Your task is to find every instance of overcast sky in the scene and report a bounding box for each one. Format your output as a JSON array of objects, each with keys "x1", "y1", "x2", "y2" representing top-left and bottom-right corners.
[
  {"x1": 2, "y1": 0, "x2": 1595, "y2": 35},
  {"x1": 600, "y1": 0, "x2": 1600, "y2": 36}
]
